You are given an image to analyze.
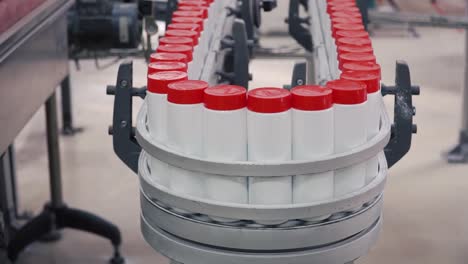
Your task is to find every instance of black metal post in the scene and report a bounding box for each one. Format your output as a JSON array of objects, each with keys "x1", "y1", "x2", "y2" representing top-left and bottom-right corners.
[
  {"x1": 45, "y1": 93, "x2": 64, "y2": 209},
  {"x1": 60, "y1": 76, "x2": 81, "y2": 135},
  {"x1": 446, "y1": 0, "x2": 468, "y2": 162},
  {"x1": 0, "y1": 152, "x2": 12, "y2": 246},
  {"x1": 6, "y1": 146, "x2": 18, "y2": 219},
  {"x1": 7, "y1": 93, "x2": 123, "y2": 262}
]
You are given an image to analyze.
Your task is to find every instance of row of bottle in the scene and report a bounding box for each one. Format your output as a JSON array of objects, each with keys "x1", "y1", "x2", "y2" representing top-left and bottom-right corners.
[
  {"x1": 143, "y1": 0, "x2": 384, "y2": 224},
  {"x1": 325, "y1": 0, "x2": 384, "y2": 207},
  {"x1": 149, "y1": 0, "x2": 226, "y2": 79},
  {"x1": 146, "y1": 70, "x2": 381, "y2": 222}
]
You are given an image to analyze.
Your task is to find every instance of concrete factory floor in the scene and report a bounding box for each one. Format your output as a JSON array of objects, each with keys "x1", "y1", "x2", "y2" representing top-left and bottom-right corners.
[{"x1": 9, "y1": 12, "x2": 468, "y2": 264}]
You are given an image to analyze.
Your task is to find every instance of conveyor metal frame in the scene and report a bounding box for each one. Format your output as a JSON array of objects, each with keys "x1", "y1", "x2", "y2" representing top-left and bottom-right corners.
[
  {"x1": 140, "y1": 214, "x2": 382, "y2": 264},
  {"x1": 0, "y1": 0, "x2": 73, "y2": 155},
  {"x1": 138, "y1": 151, "x2": 387, "y2": 222},
  {"x1": 107, "y1": 1, "x2": 420, "y2": 263},
  {"x1": 0, "y1": 0, "x2": 74, "y2": 248},
  {"x1": 0, "y1": 1, "x2": 124, "y2": 262}
]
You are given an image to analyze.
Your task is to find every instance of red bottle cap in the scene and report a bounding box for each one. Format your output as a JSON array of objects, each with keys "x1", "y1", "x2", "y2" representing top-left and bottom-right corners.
[
  {"x1": 336, "y1": 37, "x2": 372, "y2": 48},
  {"x1": 204, "y1": 85, "x2": 247, "y2": 111},
  {"x1": 172, "y1": 10, "x2": 204, "y2": 19},
  {"x1": 171, "y1": 17, "x2": 204, "y2": 30},
  {"x1": 159, "y1": 36, "x2": 194, "y2": 46},
  {"x1": 167, "y1": 80, "x2": 208, "y2": 104},
  {"x1": 342, "y1": 62, "x2": 382, "y2": 80},
  {"x1": 339, "y1": 52, "x2": 376, "y2": 70},
  {"x1": 337, "y1": 45, "x2": 373, "y2": 56},
  {"x1": 177, "y1": 6, "x2": 208, "y2": 18},
  {"x1": 148, "y1": 62, "x2": 187, "y2": 75},
  {"x1": 332, "y1": 23, "x2": 364, "y2": 38},
  {"x1": 167, "y1": 23, "x2": 202, "y2": 33},
  {"x1": 329, "y1": 6, "x2": 360, "y2": 14},
  {"x1": 327, "y1": 1, "x2": 355, "y2": 14},
  {"x1": 291, "y1": 85, "x2": 333, "y2": 111},
  {"x1": 247, "y1": 88, "x2": 292, "y2": 113},
  {"x1": 165, "y1": 29, "x2": 199, "y2": 45},
  {"x1": 178, "y1": 0, "x2": 209, "y2": 6},
  {"x1": 335, "y1": 30, "x2": 369, "y2": 39},
  {"x1": 150, "y1": 52, "x2": 188, "y2": 63},
  {"x1": 327, "y1": 0, "x2": 356, "y2": 4},
  {"x1": 326, "y1": 79, "x2": 367, "y2": 105},
  {"x1": 147, "y1": 71, "x2": 188, "y2": 94},
  {"x1": 331, "y1": 17, "x2": 362, "y2": 25},
  {"x1": 331, "y1": 10, "x2": 362, "y2": 19},
  {"x1": 332, "y1": 23, "x2": 365, "y2": 31},
  {"x1": 341, "y1": 71, "x2": 380, "y2": 93},
  {"x1": 156, "y1": 44, "x2": 193, "y2": 61}
]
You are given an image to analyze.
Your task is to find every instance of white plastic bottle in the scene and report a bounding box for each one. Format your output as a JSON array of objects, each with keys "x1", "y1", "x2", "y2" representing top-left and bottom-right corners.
[
  {"x1": 166, "y1": 80, "x2": 209, "y2": 199},
  {"x1": 247, "y1": 88, "x2": 292, "y2": 224},
  {"x1": 147, "y1": 71, "x2": 188, "y2": 187},
  {"x1": 341, "y1": 71, "x2": 381, "y2": 183},
  {"x1": 203, "y1": 85, "x2": 248, "y2": 221},
  {"x1": 291, "y1": 85, "x2": 334, "y2": 222},
  {"x1": 326, "y1": 79, "x2": 367, "y2": 197}
]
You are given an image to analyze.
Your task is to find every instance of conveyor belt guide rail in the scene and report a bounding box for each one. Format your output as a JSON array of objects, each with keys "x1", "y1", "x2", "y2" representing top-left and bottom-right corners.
[{"x1": 108, "y1": 61, "x2": 418, "y2": 173}]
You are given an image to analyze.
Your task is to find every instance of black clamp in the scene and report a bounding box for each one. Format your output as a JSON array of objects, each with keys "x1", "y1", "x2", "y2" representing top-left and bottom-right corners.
[
  {"x1": 286, "y1": 0, "x2": 313, "y2": 52},
  {"x1": 382, "y1": 61, "x2": 420, "y2": 168},
  {"x1": 216, "y1": 19, "x2": 252, "y2": 88},
  {"x1": 284, "y1": 61, "x2": 307, "y2": 90},
  {"x1": 106, "y1": 61, "x2": 144, "y2": 174}
]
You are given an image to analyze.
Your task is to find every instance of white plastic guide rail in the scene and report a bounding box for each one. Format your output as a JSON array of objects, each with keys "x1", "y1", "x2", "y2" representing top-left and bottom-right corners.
[
  {"x1": 309, "y1": 0, "x2": 340, "y2": 84},
  {"x1": 198, "y1": 0, "x2": 236, "y2": 84}
]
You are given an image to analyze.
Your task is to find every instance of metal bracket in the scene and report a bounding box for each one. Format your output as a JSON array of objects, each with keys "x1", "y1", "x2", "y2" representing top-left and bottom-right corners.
[
  {"x1": 284, "y1": 61, "x2": 307, "y2": 90},
  {"x1": 240, "y1": 0, "x2": 257, "y2": 43},
  {"x1": 382, "y1": 61, "x2": 420, "y2": 168},
  {"x1": 287, "y1": 0, "x2": 313, "y2": 52},
  {"x1": 217, "y1": 19, "x2": 251, "y2": 88},
  {"x1": 107, "y1": 61, "x2": 144, "y2": 174},
  {"x1": 290, "y1": 61, "x2": 307, "y2": 88}
]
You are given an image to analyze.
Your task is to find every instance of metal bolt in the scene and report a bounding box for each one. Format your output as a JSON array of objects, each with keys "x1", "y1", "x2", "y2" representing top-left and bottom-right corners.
[
  {"x1": 120, "y1": 80, "x2": 128, "y2": 87},
  {"x1": 297, "y1": 79, "x2": 304, "y2": 85},
  {"x1": 120, "y1": 120, "x2": 128, "y2": 128}
]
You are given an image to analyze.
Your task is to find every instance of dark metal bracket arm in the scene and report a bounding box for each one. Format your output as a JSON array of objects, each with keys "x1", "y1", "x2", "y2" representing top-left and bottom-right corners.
[
  {"x1": 216, "y1": 19, "x2": 251, "y2": 88},
  {"x1": 287, "y1": 0, "x2": 313, "y2": 52},
  {"x1": 106, "y1": 61, "x2": 143, "y2": 174},
  {"x1": 383, "y1": 61, "x2": 420, "y2": 168}
]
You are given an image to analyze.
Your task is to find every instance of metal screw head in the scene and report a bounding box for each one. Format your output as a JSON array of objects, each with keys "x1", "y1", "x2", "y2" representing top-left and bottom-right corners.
[
  {"x1": 120, "y1": 80, "x2": 128, "y2": 87},
  {"x1": 297, "y1": 79, "x2": 304, "y2": 85},
  {"x1": 120, "y1": 120, "x2": 128, "y2": 128}
]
